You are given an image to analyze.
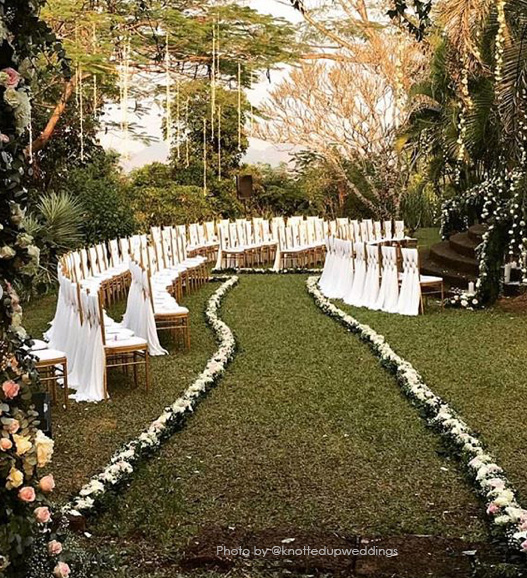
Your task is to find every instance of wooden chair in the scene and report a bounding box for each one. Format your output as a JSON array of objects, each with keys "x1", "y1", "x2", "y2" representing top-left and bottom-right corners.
[
  {"x1": 95, "y1": 290, "x2": 150, "y2": 398},
  {"x1": 33, "y1": 348, "x2": 69, "y2": 409}
]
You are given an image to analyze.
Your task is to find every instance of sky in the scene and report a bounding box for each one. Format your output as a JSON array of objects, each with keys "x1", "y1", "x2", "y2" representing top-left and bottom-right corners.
[{"x1": 99, "y1": 0, "x2": 301, "y2": 172}]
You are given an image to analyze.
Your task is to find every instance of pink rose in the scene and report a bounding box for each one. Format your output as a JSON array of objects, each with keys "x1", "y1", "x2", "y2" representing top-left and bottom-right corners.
[
  {"x1": 2, "y1": 68, "x2": 20, "y2": 88},
  {"x1": 48, "y1": 540, "x2": 63, "y2": 556},
  {"x1": 2, "y1": 380, "x2": 19, "y2": 399},
  {"x1": 39, "y1": 474, "x2": 55, "y2": 493},
  {"x1": 53, "y1": 561, "x2": 71, "y2": 578},
  {"x1": 487, "y1": 503, "x2": 500, "y2": 515},
  {"x1": 18, "y1": 486, "x2": 36, "y2": 502},
  {"x1": 0, "y1": 133, "x2": 9, "y2": 144},
  {"x1": 0, "y1": 438, "x2": 12, "y2": 451},
  {"x1": 5, "y1": 419, "x2": 19, "y2": 434},
  {"x1": 34, "y1": 506, "x2": 51, "y2": 524},
  {"x1": 522, "y1": 539, "x2": 527, "y2": 552}
]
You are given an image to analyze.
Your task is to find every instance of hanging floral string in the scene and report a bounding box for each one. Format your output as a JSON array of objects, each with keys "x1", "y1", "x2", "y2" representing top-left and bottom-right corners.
[
  {"x1": 165, "y1": 33, "x2": 173, "y2": 147},
  {"x1": 176, "y1": 78, "x2": 181, "y2": 160},
  {"x1": 495, "y1": 0, "x2": 506, "y2": 84},
  {"x1": 92, "y1": 23, "x2": 97, "y2": 114},
  {"x1": 185, "y1": 97, "x2": 190, "y2": 167},
  {"x1": 218, "y1": 104, "x2": 222, "y2": 179},
  {"x1": 120, "y1": 39, "x2": 131, "y2": 159},
  {"x1": 203, "y1": 118, "x2": 207, "y2": 195},
  {"x1": 28, "y1": 100, "x2": 33, "y2": 165},
  {"x1": 211, "y1": 17, "x2": 216, "y2": 141},
  {"x1": 237, "y1": 61, "x2": 242, "y2": 151}
]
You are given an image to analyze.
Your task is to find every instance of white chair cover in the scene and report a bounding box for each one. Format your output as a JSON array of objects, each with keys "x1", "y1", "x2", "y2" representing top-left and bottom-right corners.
[
  {"x1": 362, "y1": 244, "x2": 380, "y2": 308},
  {"x1": 344, "y1": 242, "x2": 366, "y2": 306},
  {"x1": 397, "y1": 248, "x2": 421, "y2": 316},
  {"x1": 374, "y1": 246, "x2": 399, "y2": 312}
]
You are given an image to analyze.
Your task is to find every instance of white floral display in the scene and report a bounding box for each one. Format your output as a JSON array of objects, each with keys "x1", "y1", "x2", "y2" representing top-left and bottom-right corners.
[
  {"x1": 306, "y1": 276, "x2": 527, "y2": 556},
  {"x1": 212, "y1": 267, "x2": 321, "y2": 275},
  {"x1": 62, "y1": 275, "x2": 238, "y2": 519}
]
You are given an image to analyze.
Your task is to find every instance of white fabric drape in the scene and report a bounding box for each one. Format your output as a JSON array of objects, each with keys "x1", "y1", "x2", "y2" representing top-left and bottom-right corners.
[
  {"x1": 374, "y1": 246, "x2": 399, "y2": 312},
  {"x1": 397, "y1": 248, "x2": 421, "y2": 316},
  {"x1": 344, "y1": 242, "x2": 366, "y2": 306},
  {"x1": 362, "y1": 244, "x2": 380, "y2": 308}
]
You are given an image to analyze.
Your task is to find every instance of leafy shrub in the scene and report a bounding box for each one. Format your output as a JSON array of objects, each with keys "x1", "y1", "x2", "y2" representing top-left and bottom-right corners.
[{"x1": 59, "y1": 154, "x2": 137, "y2": 244}]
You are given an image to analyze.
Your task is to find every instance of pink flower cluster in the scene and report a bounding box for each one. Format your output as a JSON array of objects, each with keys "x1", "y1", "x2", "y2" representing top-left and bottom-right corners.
[
  {"x1": 1, "y1": 68, "x2": 20, "y2": 88},
  {"x1": 2, "y1": 379, "x2": 19, "y2": 399}
]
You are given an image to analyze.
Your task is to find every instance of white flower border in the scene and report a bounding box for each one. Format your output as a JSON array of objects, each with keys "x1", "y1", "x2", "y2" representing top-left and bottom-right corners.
[
  {"x1": 62, "y1": 275, "x2": 239, "y2": 519},
  {"x1": 306, "y1": 276, "x2": 527, "y2": 556},
  {"x1": 212, "y1": 267, "x2": 322, "y2": 275}
]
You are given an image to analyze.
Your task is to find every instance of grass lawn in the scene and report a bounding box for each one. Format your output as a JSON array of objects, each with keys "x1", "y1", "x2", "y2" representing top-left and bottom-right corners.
[
  {"x1": 73, "y1": 275, "x2": 489, "y2": 576},
  {"x1": 22, "y1": 284, "x2": 220, "y2": 502},
  {"x1": 337, "y1": 298, "x2": 527, "y2": 510}
]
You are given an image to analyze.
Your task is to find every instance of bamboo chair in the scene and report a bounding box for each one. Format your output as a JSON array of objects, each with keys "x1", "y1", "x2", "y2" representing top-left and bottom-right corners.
[
  {"x1": 95, "y1": 289, "x2": 150, "y2": 398},
  {"x1": 33, "y1": 349, "x2": 69, "y2": 409}
]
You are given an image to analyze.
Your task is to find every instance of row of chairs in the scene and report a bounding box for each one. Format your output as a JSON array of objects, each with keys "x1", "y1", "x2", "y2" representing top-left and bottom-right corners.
[{"x1": 320, "y1": 237, "x2": 443, "y2": 316}]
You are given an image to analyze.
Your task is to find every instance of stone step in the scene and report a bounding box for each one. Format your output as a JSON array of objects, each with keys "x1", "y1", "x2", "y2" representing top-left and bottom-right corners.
[
  {"x1": 468, "y1": 224, "x2": 486, "y2": 243},
  {"x1": 420, "y1": 256, "x2": 477, "y2": 289},
  {"x1": 429, "y1": 241, "x2": 479, "y2": 276},
  {"x1": 449, "y1": 232, "x2": 480, "y2": 259}
]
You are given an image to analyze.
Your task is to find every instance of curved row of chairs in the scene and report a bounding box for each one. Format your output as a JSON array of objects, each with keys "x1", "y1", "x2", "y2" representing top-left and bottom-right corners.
[{"x1": 319, "y1": 237, "x2": 444, "y2": 316}]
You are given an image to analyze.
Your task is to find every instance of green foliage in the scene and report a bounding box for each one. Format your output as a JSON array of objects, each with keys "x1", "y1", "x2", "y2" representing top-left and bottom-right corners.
[
  {"x1": 58, "y1": 153, "x2": 137, "y2": 244},
  {"x1": 400, "y1": 175, "x2": 439, "y2": 233},
  {"x1": 0, "y1": 1, "x2": 73, "y2": 574}
]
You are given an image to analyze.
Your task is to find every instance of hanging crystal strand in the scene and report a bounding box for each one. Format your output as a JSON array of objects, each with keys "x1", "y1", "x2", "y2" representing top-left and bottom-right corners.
[
  {"x1": 79, "y1": 64, "x2": 85, "y2": 161},
  {"x1": 176, "y1": 78, "x2": 181, "y2": 160},
  {"x1": 185, "y1": 97, "x2": 190, "y2": 168},
  {"x1": 218, "y1": 105, "x2": 221, "y2": 179},
  {"x1": 92, "y1": 23, "x2": 97, "y2": 113},
  {"x1": 203, "y1": 118, "x2": 207, "y2": 195},
  {"x1": 237, "y1": 62, "x2": 242, "y2": 151},
  {"x1": 165, "y1": 33, "x2": 173, "y2": 147},
  {"x1": 211, "y1": 18, "x2": 216, "y2": 142},
  {"x1": 121, "y1": 39, "x2": 131, "y2": 159}
]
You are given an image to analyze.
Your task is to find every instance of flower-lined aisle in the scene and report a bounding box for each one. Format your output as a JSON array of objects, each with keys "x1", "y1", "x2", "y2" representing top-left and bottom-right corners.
[
  {"x1": 306, "y1": 277, "x2": 527, "y2": 558},
  {"x1": 62, "y1": 276, "x2": 238, "y2": 519}
]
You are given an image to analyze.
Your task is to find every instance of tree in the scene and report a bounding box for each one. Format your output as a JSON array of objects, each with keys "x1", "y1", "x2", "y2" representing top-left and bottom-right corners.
[{"x1": 259, "y1": 1, "x2": 424, "y2": 217}]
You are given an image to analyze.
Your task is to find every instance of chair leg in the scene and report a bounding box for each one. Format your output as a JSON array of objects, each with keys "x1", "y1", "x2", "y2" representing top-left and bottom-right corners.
[
  {"x1": 63, "y1": 360, "x2": 69, "y2": 410},
  {"x1": 144, "y1": 350, "x2": 150, "y2": 392},
  {"x1": 103, "y1": 356, "x2": 109, "y2": 400},
  {"x1": 133, "y1": 351, "x2": 138, "y2": 387}
]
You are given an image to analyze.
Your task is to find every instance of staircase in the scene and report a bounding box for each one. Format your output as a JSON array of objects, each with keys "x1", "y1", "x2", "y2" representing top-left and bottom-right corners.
[{"x1": 421, "y1": 225, "x2": 485, "y2": 288}]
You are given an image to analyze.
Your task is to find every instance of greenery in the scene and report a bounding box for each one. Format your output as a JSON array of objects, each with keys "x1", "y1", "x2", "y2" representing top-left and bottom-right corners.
[{"x1": 0, "y1": 0, "x2": 71, "y2": 575}]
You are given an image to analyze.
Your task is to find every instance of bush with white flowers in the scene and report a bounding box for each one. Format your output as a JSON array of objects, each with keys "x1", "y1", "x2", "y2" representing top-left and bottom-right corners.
[{"x1": 307, "y1": 276, "x2": 527, "y2": 556}]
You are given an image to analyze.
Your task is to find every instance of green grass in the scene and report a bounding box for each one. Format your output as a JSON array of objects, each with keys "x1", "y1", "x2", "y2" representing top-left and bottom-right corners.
[
  {"x1": 414, "y1": 227, "x2": 441, "y2": 251},
  {"x1": 336, "y1": 300, "x2": 527, "y2": 506},
  {"x1": 79, "y1": 275, "x2": 488, "y2": 575},
  {"x1": 22, "y1": 284, "x2": 220, "y2": 502}
]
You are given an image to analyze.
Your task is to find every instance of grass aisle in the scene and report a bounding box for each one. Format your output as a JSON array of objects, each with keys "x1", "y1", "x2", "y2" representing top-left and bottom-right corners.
[
  {"x1": 88, "y1": 275, "x2": 490, "y2": 577},
  {"x1": 337, "y1": 300, "x2": 527, "y2": 510}
]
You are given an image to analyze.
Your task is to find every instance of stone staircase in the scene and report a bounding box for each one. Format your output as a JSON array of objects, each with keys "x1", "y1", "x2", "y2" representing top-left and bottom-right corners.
[{"x1": 421, "y1": 225, "x2": 485, "y2": 288}]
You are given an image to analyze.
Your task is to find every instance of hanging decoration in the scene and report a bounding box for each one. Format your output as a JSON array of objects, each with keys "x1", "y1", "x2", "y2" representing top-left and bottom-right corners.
[
  {"x1": 165, "y1": 33, "x2": 173, "y2": 147},
  {"x1": 203, "y1": 118, "x2": 207, "y2": 195},
  {"x1": 238, "y1": 62, "x2": 242, "y2": 151},
  {"x1": 75, "y1": 26, "x2": 85, "y2": 162},
  {"x1": 211, "y1": 17, "x2": 216, "y2": 141},
  {"x1": 185, "y1": 97, "x2": 190, "y2": 167},
  {"x1": 120, "y1": 39, "x2": 131, "y2": 159},
  {"x1": 176, "y1": 79, "x2": 181, "y2": 160},
  {"x1": 495, "y1": 0, "x2": 506, "y2": 84},
  {"x1": 92, "y1": 23, "x2": 98, "y2": 114},
  {"x1": 218, "y1": 105, "x2": 222, "y2": 179}
]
